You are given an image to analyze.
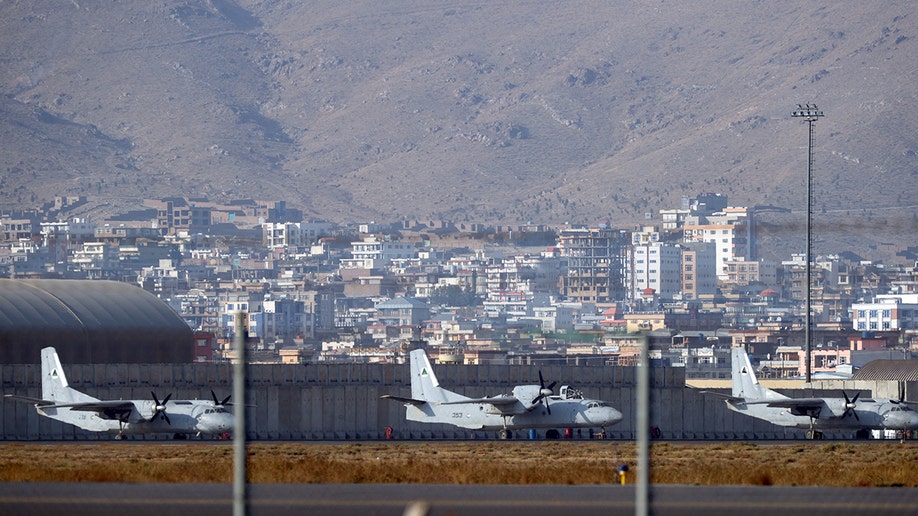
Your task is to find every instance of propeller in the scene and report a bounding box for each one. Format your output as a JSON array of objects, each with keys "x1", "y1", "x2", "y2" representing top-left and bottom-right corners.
[
  {"x1": 211, "y1": 390, "x2": 232, "y2": 407},
  {"x1": 151, "y1": 391, "x2": 172, "y2": 425},
  {"x1": 842, "y1": 391, "x2": 860, "y2": 421},
  {"x1": 531, "y1": 371, "x2": 557, "y2": 415}
]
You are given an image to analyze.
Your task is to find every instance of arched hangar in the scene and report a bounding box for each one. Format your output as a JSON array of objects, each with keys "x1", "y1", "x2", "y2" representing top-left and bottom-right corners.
[{"x1": 0, "y1": 279, "x2": 192, "y2": 364}]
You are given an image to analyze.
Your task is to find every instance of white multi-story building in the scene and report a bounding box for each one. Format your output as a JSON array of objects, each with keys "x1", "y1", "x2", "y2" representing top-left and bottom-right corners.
[
  {"x1": 852, "y1": 294, "x2": 918, "y2": 332},
  {"x1": 40, "y1": 218, "x2": 95, "y2": 246},
  {"x1": 682, "y1": 206, "x2": 753, "y2": 280},
  {"x1": 341, "y1": 236, "x2": 416, "y2": 269},
  {"x1": 71, "y1": 242, "x2": 118, "y2": 276},
  {"x1": 263, "y1": 221, "x2": 332, "y2": 249},
  {"x1": 628, "y1": 242, "x2": 683, "y2": 302}
]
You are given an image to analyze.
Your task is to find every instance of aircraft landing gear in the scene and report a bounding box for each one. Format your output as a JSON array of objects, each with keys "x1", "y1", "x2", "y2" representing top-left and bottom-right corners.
[
  {"x1": 498, "y1": 429, "x2": 513, "y2": 440},
  {"x1": 805, "y1": 415, "x2": 823, "y2": 440},
  {"x1": 805, "y1": 429, "x2": 824, "y2": 440},
  {"x1": 545, "y1": 429, "x2": 561, "y2": 439}
]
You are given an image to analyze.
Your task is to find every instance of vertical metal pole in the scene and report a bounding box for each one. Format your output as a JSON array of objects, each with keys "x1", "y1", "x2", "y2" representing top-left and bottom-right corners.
[
  {"x1": 792, "y1": 104, "x2": 823, "y2": 383},
  {"x1": 635, "y1": 332, "x2": 649, "y2": 516},
  {"x1": 233, "y1": 311, "x2": 247, "y2": 516},
  {"x1": 804, "y1": 118, "x2": 813, "y2": 383}
]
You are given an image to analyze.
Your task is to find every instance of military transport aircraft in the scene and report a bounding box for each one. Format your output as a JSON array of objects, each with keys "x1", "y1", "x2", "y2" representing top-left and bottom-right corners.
[
  {"x1": 382, "y1": 348, "x2": 622, "y2": 439},
  {"x1": 706, "y1": 347, "x2": 918, "y2": 439},
  {"x1": 5, "y1": 347, "x2": 234, "y2": 439}
]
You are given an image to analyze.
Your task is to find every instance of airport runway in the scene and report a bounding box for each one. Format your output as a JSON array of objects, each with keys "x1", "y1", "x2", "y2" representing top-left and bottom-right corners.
[{"x1": 2, "y1": 482, "x2": 918, "y2": 515}]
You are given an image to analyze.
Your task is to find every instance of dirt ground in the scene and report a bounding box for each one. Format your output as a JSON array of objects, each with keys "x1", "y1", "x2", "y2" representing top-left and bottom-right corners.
[{"x1": 1, "y1": 440, "x2": 916, "y2": 486}]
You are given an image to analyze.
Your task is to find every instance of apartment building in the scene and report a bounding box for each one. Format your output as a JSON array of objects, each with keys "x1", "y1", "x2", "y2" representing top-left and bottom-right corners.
[
  {"x1": 558, "y1": 227, "x2": 629, "y2": 304},
  {"x1": 263, "y1": 221, "x2": 333, "y2": 249},
  {"x1": 40, "y1": 218, "x2": 95, "y2": 247},
  {"x1": 341, "y1": 236, "x2": 416, "y2": 269},
  {"x1": 681, "y1": 242, "x2": 717, "y2": 301},
  {"x1": 70, "y1": 242, "x2": 118, "y2": 277},
  {"x1": 682, "y1": 206, "x2": 754, "y2": 280},
  {"x1": 0, "y1": 212, "x2": 40, "y2": 242},
  {"x1": 145, "y1": 198, "x2": 212, "y2": 236},
  {"x1": 484, "y1": 253, "x2": 563, "y2": 302},
  {"x1": 852, "y1": 294, "x2": 918, "y2": 332},
  {"x1": 628, "y1": 242, "x2": 683, "y2": 302},
  {"x1": 722, "y1": 258, "x2": 777, "y2": 286}
]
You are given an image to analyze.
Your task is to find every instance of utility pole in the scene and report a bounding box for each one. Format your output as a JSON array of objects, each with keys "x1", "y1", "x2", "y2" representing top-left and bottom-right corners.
[
  {"x1": 791, "y1": 104, "x2": 824, "y2": 383},
  {"x1": 233, "y1": 311, "x2": 248, "y2": 516}
]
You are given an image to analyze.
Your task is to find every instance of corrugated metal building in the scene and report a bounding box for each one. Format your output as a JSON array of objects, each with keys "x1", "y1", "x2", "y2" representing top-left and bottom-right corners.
[
  {"x1": 853, "y1": 360, "x2": 918, "y2": 382},
  {"x1": 0, "y1": 279, "x2": 192, "y2": 364}
]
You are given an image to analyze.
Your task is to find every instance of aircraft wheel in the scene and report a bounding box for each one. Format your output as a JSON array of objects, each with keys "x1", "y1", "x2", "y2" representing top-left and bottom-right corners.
[
  {"x1": 499, "y1": 429, "x2": 509, "y2": 440},
  {"x1": 546, "y1": 429, "x2": 561, "y2": 439}
]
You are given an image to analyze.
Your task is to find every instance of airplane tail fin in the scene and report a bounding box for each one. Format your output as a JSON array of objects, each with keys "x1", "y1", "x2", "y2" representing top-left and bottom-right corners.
[
  {"x1": 731, "y1": 346, "x2": 778, "y2": 400},
  {"x1": 41, "y1": 347, "x2": 96, "y2": 403},
  {"x1": 408, "y1": 349, "x2": 468, "y2": 403}
]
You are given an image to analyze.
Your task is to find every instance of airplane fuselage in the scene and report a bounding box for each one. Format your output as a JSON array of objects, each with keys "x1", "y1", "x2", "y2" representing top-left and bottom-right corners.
[
  {"x1": 727, "y1": 398, "x2": 918, "y2": 431},
  {"x1": 38, "y1": 400, "x2": 234, "y2": 436},
  {"x1": 407, "y1": 398, "x2": 622, "y2": 431}
]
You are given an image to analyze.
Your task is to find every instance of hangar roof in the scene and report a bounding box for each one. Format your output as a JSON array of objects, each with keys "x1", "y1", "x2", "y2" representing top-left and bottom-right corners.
[
  {"x1": 0, "y1": 279, "x2": 183, "y2": 330},
  {"x1": 852, "y1": 359, "x2": 918, "y2": 382},
  {"x1": 0, "y1": 279, "x2": 192, "y2": 364}
]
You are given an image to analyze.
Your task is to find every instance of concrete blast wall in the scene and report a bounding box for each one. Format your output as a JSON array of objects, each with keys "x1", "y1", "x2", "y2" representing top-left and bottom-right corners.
[{"x1": 1, "y1": 362, "x2": 859, "y2": 440}]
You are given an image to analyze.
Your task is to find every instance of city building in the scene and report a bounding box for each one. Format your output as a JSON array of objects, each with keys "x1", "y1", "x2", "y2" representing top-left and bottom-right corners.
[
  {"x1": 558, "y1": 227, "x2": 629, "y2": 304},
  {"x1": 628, "y1": 241, "x2": 683, "y2": 303},
  {"x1": 341, "y1": 236, "x2": 416, "y2": 269},
  {"x1": 852, "y1": 294, "x2": 918, "y2": 332},
  {"x1": 682, "y1": 206, "x2": 754, "y2": 280},
  {"x1": 681, "y1": 242, "x2": 718, "y2": 301}
]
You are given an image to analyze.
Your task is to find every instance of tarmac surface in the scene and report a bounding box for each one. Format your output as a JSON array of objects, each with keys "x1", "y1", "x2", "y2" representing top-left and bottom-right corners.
[{"x1": 2, "y1": 482, "x2": 918, "y2": 515}]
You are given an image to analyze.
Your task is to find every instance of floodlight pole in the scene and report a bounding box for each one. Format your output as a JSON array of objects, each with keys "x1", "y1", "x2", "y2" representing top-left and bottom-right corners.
[
  {"x1": 635, "y1": 332, "x2": 649, "y2": 516},
  {"x1": 791, "y1": 104, "x2": 824, "y2": 383},
  {"x1": 233, "y1": 311, "x2": 248, "y2": 516}
]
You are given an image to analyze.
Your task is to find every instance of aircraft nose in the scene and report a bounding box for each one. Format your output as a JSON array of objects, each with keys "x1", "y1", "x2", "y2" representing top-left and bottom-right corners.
[
  {"x1": 604, "y1": 407, "x2": 623, "y2": 425},
  {"x1": 199, "y1": 414, "x2": 234, "y2": 433}
]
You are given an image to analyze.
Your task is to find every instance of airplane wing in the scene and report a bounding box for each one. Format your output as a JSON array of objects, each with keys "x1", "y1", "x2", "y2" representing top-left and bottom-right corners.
[
  {"x1": 754, "y1": 398, "x2": 827, "y2": 410},
  {"x1": 698, "y1": 391, "x2": 744, "y2": 402},
  {"x1": 380, "y1": 394, "x2": 427, "y2": 406},
  {"x1": 4, "y1": 394, "x2": 53, "y2": 406},
  {"x1": 41, "y1": 400, "x2": 138, "y2": 421},
  {"x1": 439, "y1": 395, "x2": 519, "y2": 406},
  {"x1": 744, "y1": 397, "x2": 830, "y2": 418},
  {"x1": 439, "y1": 395, "x2": 528, "y2": 415},
  {"x1": 699, "y1": 391, "x2": 830, "y2": 416}
]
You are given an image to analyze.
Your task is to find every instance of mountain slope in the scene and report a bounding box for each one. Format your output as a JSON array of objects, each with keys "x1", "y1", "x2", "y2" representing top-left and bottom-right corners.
[{"x1": 0, "y1": 1, "x2": 915, "y2": 259}]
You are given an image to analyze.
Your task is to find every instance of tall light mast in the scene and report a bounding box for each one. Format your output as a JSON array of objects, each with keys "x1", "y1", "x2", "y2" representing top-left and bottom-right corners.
[{"x1": 791, "y1": 104, "x2": 824, "y2": 383}]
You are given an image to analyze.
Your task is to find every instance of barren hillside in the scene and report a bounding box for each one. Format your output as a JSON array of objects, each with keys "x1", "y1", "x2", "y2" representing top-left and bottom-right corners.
[{"x1": 0, "y1": 1, "x2": 915, "y2": 260}]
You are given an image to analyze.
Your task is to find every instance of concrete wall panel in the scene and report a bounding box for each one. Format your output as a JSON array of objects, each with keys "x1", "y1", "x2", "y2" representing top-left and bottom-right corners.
[{"x1": 2, "y1": 362, "x2": 912, "y2": 441}]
